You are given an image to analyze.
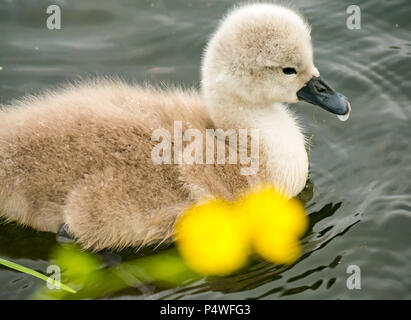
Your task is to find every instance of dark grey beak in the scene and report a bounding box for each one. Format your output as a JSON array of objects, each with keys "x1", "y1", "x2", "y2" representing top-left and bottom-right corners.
[{"x1": 297, "y1": 76, "x2": 351, "y2": 116}]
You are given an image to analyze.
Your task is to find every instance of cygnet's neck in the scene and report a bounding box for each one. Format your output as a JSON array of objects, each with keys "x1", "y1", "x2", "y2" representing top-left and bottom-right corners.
[{"x1": 205, "y1": 94, "x2": 309, "y2": 197}]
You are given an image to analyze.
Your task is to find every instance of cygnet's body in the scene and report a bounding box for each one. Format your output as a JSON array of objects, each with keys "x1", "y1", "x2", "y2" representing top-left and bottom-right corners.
[{"x1": 0, "y1": 3, "x2": 350, "y2": 250}]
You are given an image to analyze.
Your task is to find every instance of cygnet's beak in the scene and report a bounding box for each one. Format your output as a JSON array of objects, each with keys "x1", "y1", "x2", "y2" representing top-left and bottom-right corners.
[{"x1": 297, "y1": 76, "x2": 351, "y2": 121}]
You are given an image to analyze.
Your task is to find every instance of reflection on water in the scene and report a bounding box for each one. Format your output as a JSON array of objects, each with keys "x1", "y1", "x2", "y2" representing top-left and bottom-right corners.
[{"x1": 1, "y1": 0, "x2": 411, "y2": 299}]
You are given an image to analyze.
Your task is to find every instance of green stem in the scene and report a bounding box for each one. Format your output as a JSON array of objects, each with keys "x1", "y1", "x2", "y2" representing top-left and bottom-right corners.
[{"x1": 0, "y1": 257, "x2": 77, "y2": 294}]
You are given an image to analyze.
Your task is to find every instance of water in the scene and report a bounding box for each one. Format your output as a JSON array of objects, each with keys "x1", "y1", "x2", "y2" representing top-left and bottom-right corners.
[{"x1": 0, "y1": 0, "x2": 410, "y2": 299}]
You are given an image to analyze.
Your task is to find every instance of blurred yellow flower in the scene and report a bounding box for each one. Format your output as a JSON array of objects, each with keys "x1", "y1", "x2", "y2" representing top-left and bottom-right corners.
[
  {"x1": 237, "y1": 185, "x2": 308, "y2": 264},
  {"x1": 252, "y1": 230, "x2": 302, "y2": 265},
  {"x1": 238, "y1": 186, "x2": 308, "y2": 238},
  {"x1": 174, "y1": 199, "x2": 250, "y2": 276},
  {"x1": 175, "y1": 185, "x2": 309, "y2": 275}
]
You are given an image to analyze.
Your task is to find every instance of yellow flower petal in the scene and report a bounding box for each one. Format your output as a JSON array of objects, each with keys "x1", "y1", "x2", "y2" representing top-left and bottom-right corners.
[
  {"x1": 238, "y1": 185, "x2": 308, "y2": 238},
  {"x1": 253, "y1": 231, "x2": 302, "y2": 265},
  {"x1": 175, "y1": 199, "x2": 250, "y2": 276},
  {"x1": 236, "y1": 185, "x2": 308, "y2": 264}
]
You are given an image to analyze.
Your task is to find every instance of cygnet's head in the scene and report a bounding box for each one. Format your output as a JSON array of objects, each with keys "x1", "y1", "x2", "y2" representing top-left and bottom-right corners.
[{"x1": 202, "y1": 3, "x2": 350, "y2": 118}]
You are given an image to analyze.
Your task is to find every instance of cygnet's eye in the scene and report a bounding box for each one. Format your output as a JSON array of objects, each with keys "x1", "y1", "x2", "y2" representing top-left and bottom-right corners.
[{"x1": 282, "y1": 67, "x2": 297, "y2": 75}]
